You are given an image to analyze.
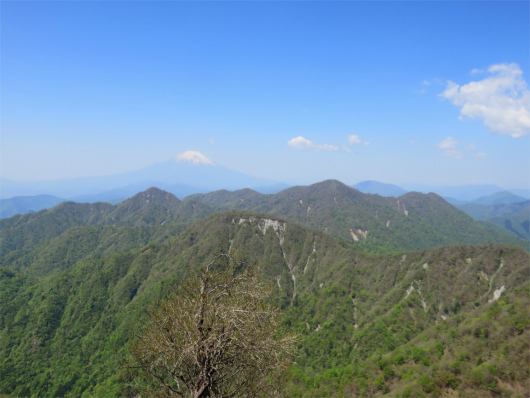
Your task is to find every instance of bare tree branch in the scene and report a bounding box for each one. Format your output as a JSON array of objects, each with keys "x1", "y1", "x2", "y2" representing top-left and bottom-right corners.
[{"x1": 124, "y1": 252, "x2": 297, "y2": 397}]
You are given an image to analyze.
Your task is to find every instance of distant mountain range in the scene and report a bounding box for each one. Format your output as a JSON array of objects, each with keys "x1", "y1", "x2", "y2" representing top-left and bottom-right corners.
[
  {"x1": 445, "y1": 191, "x2": 527, "y2": 206},
  {"x1": 351, "y1": 180, "x2": 408, "y2": 197},
  {"x1": 2, "y1": 150, "x2": 527, "y2": 205},
  {"x1": 442, "y1": 191, "x2": 529, "y2": 240},
  {"x1": 0, "y1": 194, "x2": 65, "y2": 219},
  {"x1": 2, "y1": 183, "x2": 526, "y2": 273},
  {"x1": 0, "y1": 151, "x2": 287, "y2": 201},
  {"x1": 400, "y1": 183, "x2": 529, "y2": 201},
  {"x1": 2, "y1": 159, "x2": 529, "y2": 243}
]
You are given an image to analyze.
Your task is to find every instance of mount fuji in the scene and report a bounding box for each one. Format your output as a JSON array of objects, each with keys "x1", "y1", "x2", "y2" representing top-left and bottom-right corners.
[{"x1": 1, "y1": 151, "x2": 287, "y2": 202}]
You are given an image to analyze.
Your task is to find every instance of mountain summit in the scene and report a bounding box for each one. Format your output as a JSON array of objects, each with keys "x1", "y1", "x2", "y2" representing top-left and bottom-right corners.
[{"x1": 175, "y1": 151, "x2": 215, "y2": 166}]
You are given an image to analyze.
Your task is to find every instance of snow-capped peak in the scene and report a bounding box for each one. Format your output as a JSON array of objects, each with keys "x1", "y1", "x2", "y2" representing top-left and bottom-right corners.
[{"x1": 175, "y1": 151, "x2": 215, "y2": 165}]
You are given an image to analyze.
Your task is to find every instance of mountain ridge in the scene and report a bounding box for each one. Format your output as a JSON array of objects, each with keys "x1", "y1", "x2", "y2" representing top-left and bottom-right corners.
[{"x1": 185, "y1": 180, "x2": 528, "y2": 252}]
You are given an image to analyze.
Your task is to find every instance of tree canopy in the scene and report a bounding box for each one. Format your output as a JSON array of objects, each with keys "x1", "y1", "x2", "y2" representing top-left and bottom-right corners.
[{"x1": 125, "y1": 253, "x2": 297, "y2": 398}]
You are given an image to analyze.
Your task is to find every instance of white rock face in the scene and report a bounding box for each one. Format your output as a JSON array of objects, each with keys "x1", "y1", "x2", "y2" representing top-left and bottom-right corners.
[
  {"x1": 479, "y1": 271, "x2": 489, "y2": 281},
  {"x1": 357, "y1": 229, "x2": 368, "y2": 238},
  {"x1": 404, "y1": 280, "x2": 427, "y2": 311},
  {"x1": 303, "y1": 242, "x2": 317, "y2": 274},
  {"x1": 405, "y1": 283, "x2": 415, "y2": 299},
  {"x1": 175, "y1": 151, "x2": 214, "y2": 165},
  {"x1": 489, "y1": 285, "x2": 506, "y2": 303},
  {"x1": 257, "y1": 219, "x2": 286, "y2": 244}
]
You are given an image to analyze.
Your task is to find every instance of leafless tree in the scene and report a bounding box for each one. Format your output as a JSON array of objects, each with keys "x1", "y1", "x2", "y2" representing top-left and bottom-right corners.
[{"x1": 125, "y1": 253, "x2": 297, "y2": 398}]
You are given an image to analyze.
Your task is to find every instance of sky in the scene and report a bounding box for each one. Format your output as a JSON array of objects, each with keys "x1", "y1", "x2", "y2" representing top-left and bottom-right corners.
[{"x1": 1, "y1": 1, "x2": 529, "y2": 189}]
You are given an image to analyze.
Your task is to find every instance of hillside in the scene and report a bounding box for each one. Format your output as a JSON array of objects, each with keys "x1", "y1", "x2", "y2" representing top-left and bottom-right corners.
[
  {"x1": 186, "y1": 180, "x2": 528, "y2": 253},
  {"x1": 456, "y1": 200, "x2": 530, "y2": 221},
  {"x1": 454, "y1": 199, "x2": 529, "y2": 240},
  {"x1": 1, "y1": 211, "x2": 528, "y2": 397},
  {"x1": 485, "y1": 204, "x2": 530, "y2": 240},
  {"x1": 0, "y1": 187, "x2": 214, "y2": 273}
]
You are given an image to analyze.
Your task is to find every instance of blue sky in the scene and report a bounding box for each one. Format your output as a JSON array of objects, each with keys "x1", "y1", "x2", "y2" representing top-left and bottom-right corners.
[{"x1": 2, "y1": 1, "x2": 529, "y2": 189}]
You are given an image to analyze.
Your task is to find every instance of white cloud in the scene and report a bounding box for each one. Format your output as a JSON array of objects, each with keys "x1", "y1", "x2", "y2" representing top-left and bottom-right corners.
[
  {"x1": 440, "y1": 63, "x2": 530, "y2": 137},
  {"x1": 444, "y1": 149, "x2": 463, "y2": 159},
  {"x1": 288, "y1": 136, "x2": 312, "y2": 149},
  {"x1": 287, "y1": 136, "x2": 338, "y2": 151},
  {"x1": 436, "y1": 137, "x2": 487, "y2": 159},
  {"x1": 437, "y1": 137, "x2": 462, "y2": 158},
  {"x1": 347, "y1": 134, "x2": 370, "y2": 146},
  {"x1": 417, "y1": 80, "x2": 431, "y2": 94},
  {"x1": 209, "y1": 139, "x2": 215, "y2": 145},
  {"x1": 437, "y1": 136, "x2": 457, "y2": 149},
  {"x1": 348, "y1": 134, "x2": 362, "y2": 145}
]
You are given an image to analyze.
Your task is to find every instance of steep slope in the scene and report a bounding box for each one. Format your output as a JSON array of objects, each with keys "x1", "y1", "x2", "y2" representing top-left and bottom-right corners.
[
  {"x1": 186, "y1": 180, "x2": 527, "y2": 253},
  {"x1": 1, "y1": 211, "x2": 528, "y2": 397},
  {"x1": 284, "y1": 242, "x2": 529, "y2": 397}
]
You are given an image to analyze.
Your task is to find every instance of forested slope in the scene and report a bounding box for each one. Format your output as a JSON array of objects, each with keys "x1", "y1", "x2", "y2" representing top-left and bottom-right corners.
[{"x1": 1, "y1": 211, "x2": 528, "y2": 397}]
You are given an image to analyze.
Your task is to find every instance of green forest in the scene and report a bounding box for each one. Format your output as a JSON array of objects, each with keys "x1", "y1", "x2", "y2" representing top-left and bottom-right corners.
[{"x1": 1, "y1": 185, "x2": 529, "y2": 397}]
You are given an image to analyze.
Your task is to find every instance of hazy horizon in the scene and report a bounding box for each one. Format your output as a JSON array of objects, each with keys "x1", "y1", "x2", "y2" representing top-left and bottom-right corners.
[
  {"x1": 2, "y1": 2, "x2": 529, "y2": 189},
  {"x1": 1, "y1": 152, "x2": 528, "y2": 193}
]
